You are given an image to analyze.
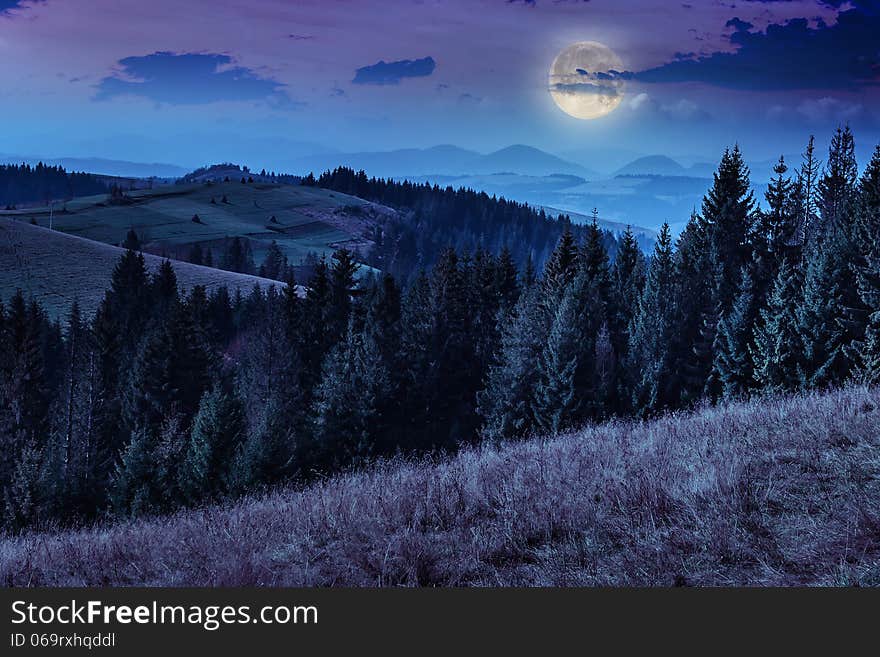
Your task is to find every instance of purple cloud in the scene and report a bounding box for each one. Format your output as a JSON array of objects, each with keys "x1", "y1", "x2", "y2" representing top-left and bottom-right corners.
[
  {"x1": 95, "y1": 51, "x2": 288, "y2": 105},
  {"x1": 622, "y1": 5, "x2": 880, "y2": 91}
]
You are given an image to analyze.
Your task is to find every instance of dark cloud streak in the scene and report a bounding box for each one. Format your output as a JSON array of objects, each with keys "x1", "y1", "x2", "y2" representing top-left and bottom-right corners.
[{"x1": 352, "y1": 57, "x2": 436, "y2": 85}]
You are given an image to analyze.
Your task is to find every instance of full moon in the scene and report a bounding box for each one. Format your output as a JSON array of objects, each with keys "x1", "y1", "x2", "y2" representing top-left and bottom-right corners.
[{"x1": 549, "y1": 41, "x2": 625, "y2": 120}]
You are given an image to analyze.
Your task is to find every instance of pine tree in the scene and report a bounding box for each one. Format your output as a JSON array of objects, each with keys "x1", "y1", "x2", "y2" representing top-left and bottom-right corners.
[
  {"x1": 799, "y1": 136, "x2": 821, "y2": 245},
  {"x1": 533, "y1": 272, "x2": 603, "y2": 433},
  {"x1": 188, "y1": 242, "x2": 204, "y2": 265},
  {"x1": 670, "y1": 213, "x2": 714, "y2": 404},
  {"x1": 627, "y1": 224, "x2": 676, "y2": 415},
  {"x1": 309, "y1": 322, "x2": 389, "y2": 470},
  {"x1": 122, "y1": 228, "x2": 141, "y2": 251},
  {"x1": 398, "y1": 270, "x2": 435, "y2": 445},
  {"x1": 111, "y1": 427, "x2": 157, "y2": 517},
  {"x1": 424, "y1": 248, "x2": 479, "y2": 447},
  {"x1": 151, "y1": 259, "x2": 178, "y2": 316},
  {"x1": 701, "y1": 145, "x2": 756, "y2": 312},
  {"x1": 612, "y1": 226, "x2": 646, "y2": 337},
  {"x1": 235, "y1": 286, "x2": 303, "y2": 477},
  {"x1": 817, "y1": 125, "x2": 858, "y2": 237},
  {"x1": 848, "y1": 146, "x2": 880, "y2": 380},
  {"x1": 752, "y1": 259, "x2": 803, "y2": 393},
  {"x1": 861, "y1": 144, "x2": 880, "y2": 212},
  {"x1": 259, "y1": 240, "x2": 289, "y2": 281},
  {"x1": 541, "y1": 226, "x2": 578, "y2": 305},
  {"x1": 611, "y1": 226, "x2": 646, "y2": 409},
  {"x1": 124, "y1": 299, "x2": 210, "y2": 433},
  {"x1": 494, "y1": 246, "x2": 520, "y2": 316},
  {"x1": 52, "y1": 301, "x2": 101, "y2": 516},
  {"x1": 798, "y1": 225, "x2": 861, "y2": 389},
  {"x1": 712, "y1": 267, "x2": 758, "y2": 399},
  {"x1": 180, "y1": 386, "x2": 246, "y2": 502},
  {"x1": 3, "y1": 439, "x2": 46, "y2": 531},
  {"x1": 0, "y1": 292, "x2": 49, "y2": 500},
  {"x1": 753, "y1": 156, "x2": 798, "y2": 304},
  {"x1": 478, "y1": 283, "x2": 547, "y2": 440},
  {"x1": 231, "y1": 395, "x2": 297, "y2": 492},
  {"x1": 327, "y1": 249, "x2": 360, "y2": 346}
]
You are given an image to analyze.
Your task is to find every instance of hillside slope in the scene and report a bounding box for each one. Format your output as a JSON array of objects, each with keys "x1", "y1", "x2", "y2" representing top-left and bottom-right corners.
[
  {"x1": 1, "y1": 180, "x2": 394, "y2": 269},
  {"x1": 0, "y1": 218, "x2": 286, "y2": 319},
  {"x1": 2, "y1": 386, "x2": 878, "y2": 587}
]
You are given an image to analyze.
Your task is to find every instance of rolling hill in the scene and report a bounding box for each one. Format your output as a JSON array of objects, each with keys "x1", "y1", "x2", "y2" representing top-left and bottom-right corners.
[
  {"x1": 0, "y1": 218, "x2": 289, "y2": 320},
  {"x1": 2, "y1": 385, "x2": 877, "y2": 586},
  {"x1": 1, "y1": 180, "x2": 396, "y2": 274},
  {"x1": 614, "y1": 155, "x2": 688, "y2": 177}
]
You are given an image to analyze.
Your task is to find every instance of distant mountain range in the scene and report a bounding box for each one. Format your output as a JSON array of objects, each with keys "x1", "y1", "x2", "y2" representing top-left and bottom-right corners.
[
  {"x1": 288, "y1": 144, "x2": 600, "y2": 179},
  {"x1": 614, "y1": 155, "x2": 716, "y2": 178},
  {"x1": 0, "y1": 153, "x2": 188, "y2": 179}
]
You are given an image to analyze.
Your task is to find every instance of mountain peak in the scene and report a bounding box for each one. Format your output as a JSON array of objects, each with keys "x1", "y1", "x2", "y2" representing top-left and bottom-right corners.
[{"x1": 615, "y1": 155, "x2": 686, "y2": 177}]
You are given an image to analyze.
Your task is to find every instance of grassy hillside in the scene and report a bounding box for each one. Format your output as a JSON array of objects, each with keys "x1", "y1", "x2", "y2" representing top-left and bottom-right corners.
[
  {"x1": 0, "y1": 180, "x2": 394, "y2": 268},
  {"x1": 2, "y1": 385, "x2": 878, "y2": 587},
  {"x1": 0, "y1": 218, "x2": 287, "y2": 319}
]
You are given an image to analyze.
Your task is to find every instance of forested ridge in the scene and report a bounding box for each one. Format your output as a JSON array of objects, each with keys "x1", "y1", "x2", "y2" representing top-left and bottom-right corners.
[
  {"x1": 2, "y1": 127, "x2": 880, "y2": 532},
  {"x1": 303, "y1": 166, "x2": 620, "y2": 278},
  {"x1": 0, "y1": 163, "x2": 107, "y2": 208}
]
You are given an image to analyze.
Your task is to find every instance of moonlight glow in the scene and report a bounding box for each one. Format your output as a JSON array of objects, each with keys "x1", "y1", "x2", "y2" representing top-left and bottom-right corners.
[{"x1": 549, "y1": 41, "x2": 625, "y2": 120}]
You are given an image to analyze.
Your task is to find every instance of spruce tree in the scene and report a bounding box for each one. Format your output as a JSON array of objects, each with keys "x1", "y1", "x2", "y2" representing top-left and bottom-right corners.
[
  {"x1": 712, "y1": 267, "x2": 758, "y2": 399},
  {"x1": 180, "y1": 386, "x2": 246, "y2": 502},
  {"x1": 799, "y1": 135, "x2": 821, "y2": 245},
  {"x1": 628, "y1": 224, "x2": 676, "y2": 415},
  {"x1": 541, "y1": 226, "x2": 578, "y2": 305},
  {"x1": 817, "y1": 125, "x2": 858, "y2": 236},
  {"x1": 670, "y1": 213, "x2": 714, "y2": 404},
  {"x1": 309, "y1": 322, "x2": 389, "y2": 470},
  {"x1": 701, "y1": 145, "x2": 756, "y2": 312},
  {"x1": 259, "y1": 240, "x2": 289, "y2": 281},
  {"x1": 533, "y1": 272, "x2": 603, "y2": 433},
  {"x1": 111, "y1": 427, "x2": 157, "y2": 517},
  {"x1": 752, "y1": 259, "x2": 803, "y2": 393},
  {"x1": 844, "y1": 147, "x2": 880, "y2": 380},
  {"x1": 478, "y1": 282, "x2": 547, "y2": 441},
  {"x1": 753, "y1": 156, "x2": 798, "y2": 304}
]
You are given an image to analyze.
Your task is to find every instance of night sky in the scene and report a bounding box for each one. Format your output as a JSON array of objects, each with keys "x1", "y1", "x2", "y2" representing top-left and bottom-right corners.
[{"x1": 1, "y1": 0, "x2": 878, "y2": 168}]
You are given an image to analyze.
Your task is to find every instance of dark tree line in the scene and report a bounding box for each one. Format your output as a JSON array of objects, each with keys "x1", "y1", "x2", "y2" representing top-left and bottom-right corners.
[
  {"x1": 303, "y1": 167, "x2": 620, "y2": 280},
  {"x1": 2, "y1": 128, "x2": 880, "y2": 532},
  {"x1": 0, "y1": 163, "x2": 107, "y2": 208}
]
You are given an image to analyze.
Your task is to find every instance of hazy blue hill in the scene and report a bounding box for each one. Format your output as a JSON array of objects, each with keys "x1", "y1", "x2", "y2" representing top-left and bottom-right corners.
[
  {"x1": 289, "y1": 145, "x2": 480, "y2": 178},
  {"x1": 289, "y1": 144, "x2": 594, "y2": 179},
  {"x1": 615, "y1": 155, "x2": 687, "y2": 177},
  {"x1": 472, "y1": 145, "x2": 596, "y2": 177},
  {"x1": 0, "y1": 153, "x2": 188, "y2": 179}
]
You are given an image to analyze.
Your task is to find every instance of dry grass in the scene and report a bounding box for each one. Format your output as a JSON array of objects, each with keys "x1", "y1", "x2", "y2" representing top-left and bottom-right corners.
[{"x1": 2, "y1": 386, "x2": 879, "y2": 587}]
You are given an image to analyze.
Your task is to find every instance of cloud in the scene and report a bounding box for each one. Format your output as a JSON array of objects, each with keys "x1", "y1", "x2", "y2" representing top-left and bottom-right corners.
[
  {"x1": 627, "y1": 92, "x2": 650, "y2": 110},
  {"x1": 621, "y1": 4, "x2": 880, "y2": 91},
  {"x1": 626, "y1": 91, "x2": 710, "y2": 120},
  {"x1": 352, "y1": 56, "x2": 436, "y2": 85},
  {"x1": 94, "y1": 52, "x2": 288, "y2": 105},
  {"x1": 796, "y1": 97, "x2": 864, "y2": 122},
  {"x1": 661, "y1": 98, "x2": 707, "y2": 120},
  {"x1": 550, "y1": 82, "x2": 622, "y2": 97}
]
